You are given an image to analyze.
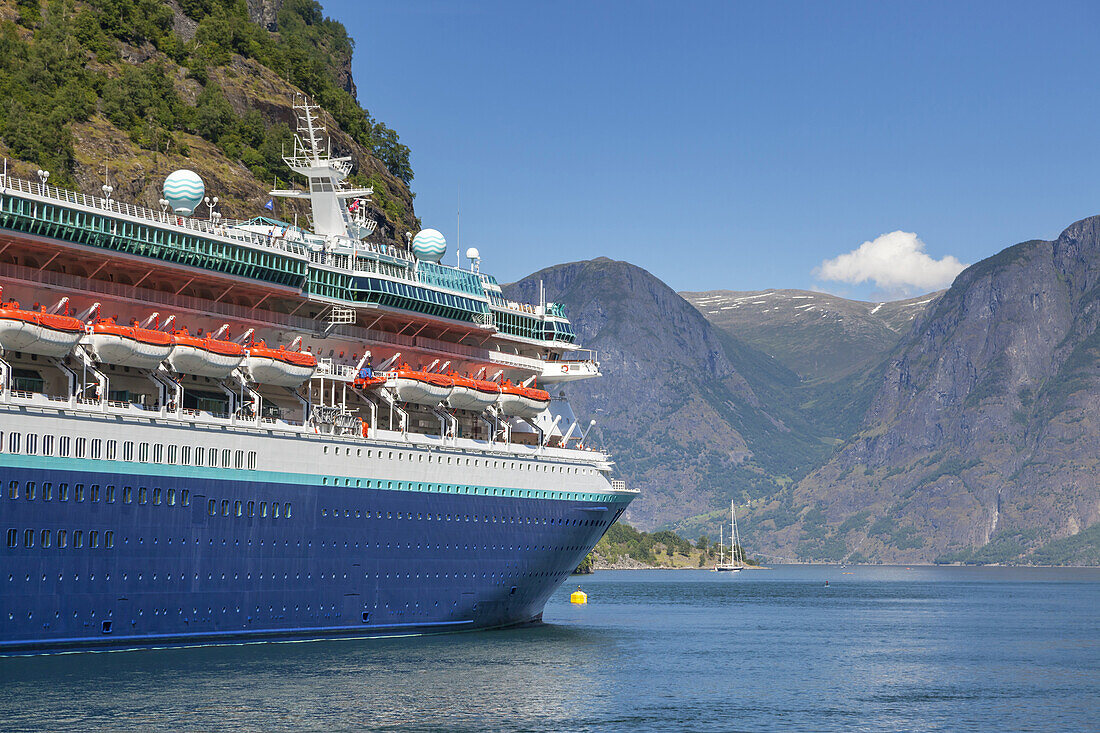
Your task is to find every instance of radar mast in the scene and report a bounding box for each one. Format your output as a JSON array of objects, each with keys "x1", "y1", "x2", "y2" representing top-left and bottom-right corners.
[{"x1": 269, "y1": 96, "x2": 375, "y2": 240}]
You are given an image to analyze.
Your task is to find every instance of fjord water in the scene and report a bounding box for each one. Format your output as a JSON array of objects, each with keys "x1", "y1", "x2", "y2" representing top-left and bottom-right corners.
[{"x1": 2, "y1": 566, "x2": 1098, "y2": 732}]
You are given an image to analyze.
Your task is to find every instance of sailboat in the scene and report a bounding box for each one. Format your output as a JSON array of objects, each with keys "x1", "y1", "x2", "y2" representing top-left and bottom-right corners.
[{"x1": 715, "y1": 500, "x2": 744, "y2": 572}]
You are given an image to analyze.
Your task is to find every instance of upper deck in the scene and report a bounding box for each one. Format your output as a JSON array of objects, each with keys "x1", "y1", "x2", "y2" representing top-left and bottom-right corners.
[{"x1": 0, "y1": 173, "x2": 576, "y2": 350}]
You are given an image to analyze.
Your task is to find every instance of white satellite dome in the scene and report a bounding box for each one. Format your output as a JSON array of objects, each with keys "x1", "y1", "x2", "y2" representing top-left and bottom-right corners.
[
  {"x1": 162, "y1": 169, "x2": 205, "y2": 217},
  {"x1": 465, "y1": 247, "x2": 480, "y2": 260}
]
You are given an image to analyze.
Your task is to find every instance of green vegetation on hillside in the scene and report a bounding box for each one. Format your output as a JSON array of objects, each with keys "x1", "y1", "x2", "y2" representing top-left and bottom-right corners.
[
  {"x1": 574, "y1": 521, "x2": 756, "y2": 572},
  {"x1": 0, "y1": 0, "x2": 410, "y2": 186}
]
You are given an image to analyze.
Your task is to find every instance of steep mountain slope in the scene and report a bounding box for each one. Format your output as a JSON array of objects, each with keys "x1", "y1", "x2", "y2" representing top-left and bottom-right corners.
[
  {"x1": 0, "y1": 0, "x2": 417, "y2": 240},
  {"x1": 763, "y1": 216, "x2": 1100, "y2": 564},
  {"x1": 682, "y1": 289, "x2": 941, "y2": 382},
  {"x1": 504, "y1": 258, "x2": 835, "y2": 530}
]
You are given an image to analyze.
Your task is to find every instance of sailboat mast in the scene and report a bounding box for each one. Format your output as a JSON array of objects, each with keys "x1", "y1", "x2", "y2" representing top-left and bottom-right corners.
[{"x1": 732, "y1": 500, "x2": 743, "y2": 564}]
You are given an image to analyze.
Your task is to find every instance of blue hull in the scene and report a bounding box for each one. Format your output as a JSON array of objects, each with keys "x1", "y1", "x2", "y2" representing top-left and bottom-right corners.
[{"x1": 0, "y1": 462, "x2": 627, "y2": 654}]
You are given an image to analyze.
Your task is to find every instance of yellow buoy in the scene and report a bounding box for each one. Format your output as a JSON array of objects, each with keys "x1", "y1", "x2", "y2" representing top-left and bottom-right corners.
[{"x1": 570, "y1": 588, "x2": 588, "y2": 605}]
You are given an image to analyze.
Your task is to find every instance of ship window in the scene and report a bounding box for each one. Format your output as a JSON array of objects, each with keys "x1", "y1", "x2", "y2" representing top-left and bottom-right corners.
[
  {"x1": 25, "y1": 434, "x2": 37, "y2": 455},
  {"x1": 41, "y1": 529, "x2": 51, "y2": 548},
  {"x1": 73, "y1": 530, "x2": 83, "y2": 548},
  {"x1": 153, "y1": 488, "x2": 162, "y2": 506},
  {"x1": 273, "y1": 503, "x2": 281, "y2": 519},
  {"x1": 223, "y1": 450, "x2": 231, "y2": 468},
  {"x1": 6, "y1": 433, "x2": 17, "y2": 453},
  {"x1": 106, "y1": 440, "x2": 117, "y2": 460},
  {"x1": 89, "y1": 531, "x2": 99, "y2": 548},
  {"x1": 42, "y1": 435, "x2": 53, "y2": 456},
  {"x1": 247, "y1": 501, "x2": 254, "y2": 517},
  {"x1": 181, "y1": 490, "x2": 190, "y2": 506},
  {"x1": 195, "y1": 447, "x2": 204, "y2": 466},
  {"x1": 91, "y1": 439, "x2": 101, "y2": 459},
  {"x1": 59, "y1": 436, "x2": 70, "y2": 457},
  {"x1": 6, "y1": 482, "x2": 15, "y2": 500},
  {"x1": 44, "y1": 483, "x2": 53, "y2": 501},
  {"x1": 285, "y1": 503, "x2": 292, "y2": 518},
  {"x1": 139, "y1": 487, "x2": 148, "y2": 505},
  {"x1": 24, "y1": 529, "x2": 33, "y2": 548},
  {"x1": 58, "y1": 529, "x2": 67, "y2": 548},
  {"x1": 323, "y1": 446, "x2": 329, "y2": 455},
  {"x1": 208, "y1": 499, "x2": 216, "y2": 516},
  {"x1": 25, "y1": 482, "x2": 35, "y2": 500},
  {"x1": 181, "y1": 446, "x2": 191, "y2": 465},
  {"x1": 105, "y1": 531, "x2": 114, "y2": 549},
  {"x1": 260, "y1": 502, "x2": 268, "y2": 518},
  {"x1": 235, "y1": 501, "x2": 242, "y2": 517},
  {"x1": 167, "y1": 445, "x2": 177, "y2": 464},
  {"x1": 168, "y1": 489, "x2": 176, "y2": 506},
  {"x1": 247, "y1": 451, "x2": 257, "y2": 470},
  {"x1": 59, "y1": 483, "x2": 69, "y2": 501},
  {"x1": 76, "y1": 437, "x2": 86, "y2": 457},
  {"x1": 234, "y1": 451, "x2": 243, "y2": 469},
  {"x1": 123, "y1": 441, "x2": 134, "y2": 461},
  {"x1": 152, "y1": 444, "x2": 163, "y2": 463},
  {"x1": 123, "y1": 486, "x2": 132, "y2": 504},
  {"x1": 5, "y1": 527, "x2": 17, "y2": 548},
  {"x1": 105, "y1": 485, "x2": 115, "y2": 503},
  {"x1": 221, "y1": 500, "x2": 229, "y2": 516}
]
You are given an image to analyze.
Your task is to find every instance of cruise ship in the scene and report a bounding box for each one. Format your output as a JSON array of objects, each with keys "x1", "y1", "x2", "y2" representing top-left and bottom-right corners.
[{"x1": 0, "y1": 99, "x2": 636, "y2": 654}]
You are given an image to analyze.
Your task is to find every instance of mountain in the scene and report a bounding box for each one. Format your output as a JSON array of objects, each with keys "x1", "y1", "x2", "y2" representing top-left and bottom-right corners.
[
  {"x1": 759, "y1": 216, "x2": 1100, "y2": 565},
  {"x1": 681, "y1": 289, "x2": 942, "y2": 382},
  {"x1": 504, "y1": 258, "x2": 837, "y2": 530},
  {"x1": 0, "y1": 0, "x2": 417, "y2": 240}
]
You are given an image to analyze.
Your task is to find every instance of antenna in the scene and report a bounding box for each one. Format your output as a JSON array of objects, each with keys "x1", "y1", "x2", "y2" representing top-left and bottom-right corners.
[{"x1": 456, "y1": 184, "x2": 461, "y2": 268}]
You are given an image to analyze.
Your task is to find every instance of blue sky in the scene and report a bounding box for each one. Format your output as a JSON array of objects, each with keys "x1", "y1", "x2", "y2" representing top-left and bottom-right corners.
[{"x1": 329, "y1": 0, "x2": 1100, "y2": 298}]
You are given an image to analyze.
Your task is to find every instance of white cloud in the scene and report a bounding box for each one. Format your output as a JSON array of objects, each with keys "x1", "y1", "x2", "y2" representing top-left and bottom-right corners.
[{"x1": 814, "y1": 231, "x2": 966, "y2": 296}]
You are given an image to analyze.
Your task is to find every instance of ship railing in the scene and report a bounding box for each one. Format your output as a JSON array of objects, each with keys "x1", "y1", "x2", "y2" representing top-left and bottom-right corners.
[
  {"x1": 554, "y1": 349, "x2": 597, "y2": 363},
  {"x1": 314, "y1": 360, "x2": 358, "y2": 380},
  {"x1": 0, "y1": 173, "x2": 309, "y2": 258},
  {"x1": 1, "y1": 387, "x2": 615, "y2": 466}
]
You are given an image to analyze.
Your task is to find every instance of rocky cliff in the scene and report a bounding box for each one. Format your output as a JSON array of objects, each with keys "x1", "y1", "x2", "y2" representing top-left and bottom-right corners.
[
  {"x1": 504, "y1": 258, "x2": 835, "y2": 530},
  {"x1": 770, "y1": 216, "x2": 1100, "y2": 564}
]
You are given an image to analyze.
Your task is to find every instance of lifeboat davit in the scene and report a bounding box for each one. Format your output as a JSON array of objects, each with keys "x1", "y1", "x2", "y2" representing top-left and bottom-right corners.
[
  {"x1": 446, "y1": 372, "x2": 501, "y2": 411},
  {"x1": 497, "y1": 380, "x2": 551, "y2": 419},
  {"x1": 390, "y1": 365, "x2": 453, "y2": 405},
  {"x1": 168, "y1": 329, "x2": 246, "y2": 378},
  {"x1": 243, "y1": 340, "x2": 317, "y2": 386},
  {"x1": 88, "y1": 318, "x2": 174, "y2": 368},
  {"x1": 0, "y1": 301, "x2": 85, "y2": 357}
]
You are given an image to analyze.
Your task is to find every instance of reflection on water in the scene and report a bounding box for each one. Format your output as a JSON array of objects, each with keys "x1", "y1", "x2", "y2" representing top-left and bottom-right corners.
[{"x1": 2, "y1": 565, "x2": 1099, "y2": 732}]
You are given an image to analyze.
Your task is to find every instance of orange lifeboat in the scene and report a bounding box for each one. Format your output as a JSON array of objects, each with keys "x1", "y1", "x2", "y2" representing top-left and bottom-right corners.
[
  {"x1": 242, "y1": 340, "x2": 317, "y2": 386},
  {"x1": 88, "y1": 317, "x2": 174, "y2": 368},
  {"x1": 446, "y1": 372, "x2": 501, "y2": 411},
  {"x1": 0, "y1": 300, "x2": 85, "y2": 357},
  {"x1": 168, "y1": 328, "x2": 246, "y2": 378},
  {"x1": 498, "y1": 380, "x2": 551, "y2": 419},
  {"x1": 389, "y1": 364, "x2": 454, "y2": 405}
]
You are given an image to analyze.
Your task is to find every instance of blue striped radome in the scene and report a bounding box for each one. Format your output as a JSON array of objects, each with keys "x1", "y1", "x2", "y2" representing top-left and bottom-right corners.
[
  {"x1": 411, "y1": 228, "x2": 447, "y2": 262},
  {"x1": 163, "y1": 169, "x2": 205, "y2": 216}
]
